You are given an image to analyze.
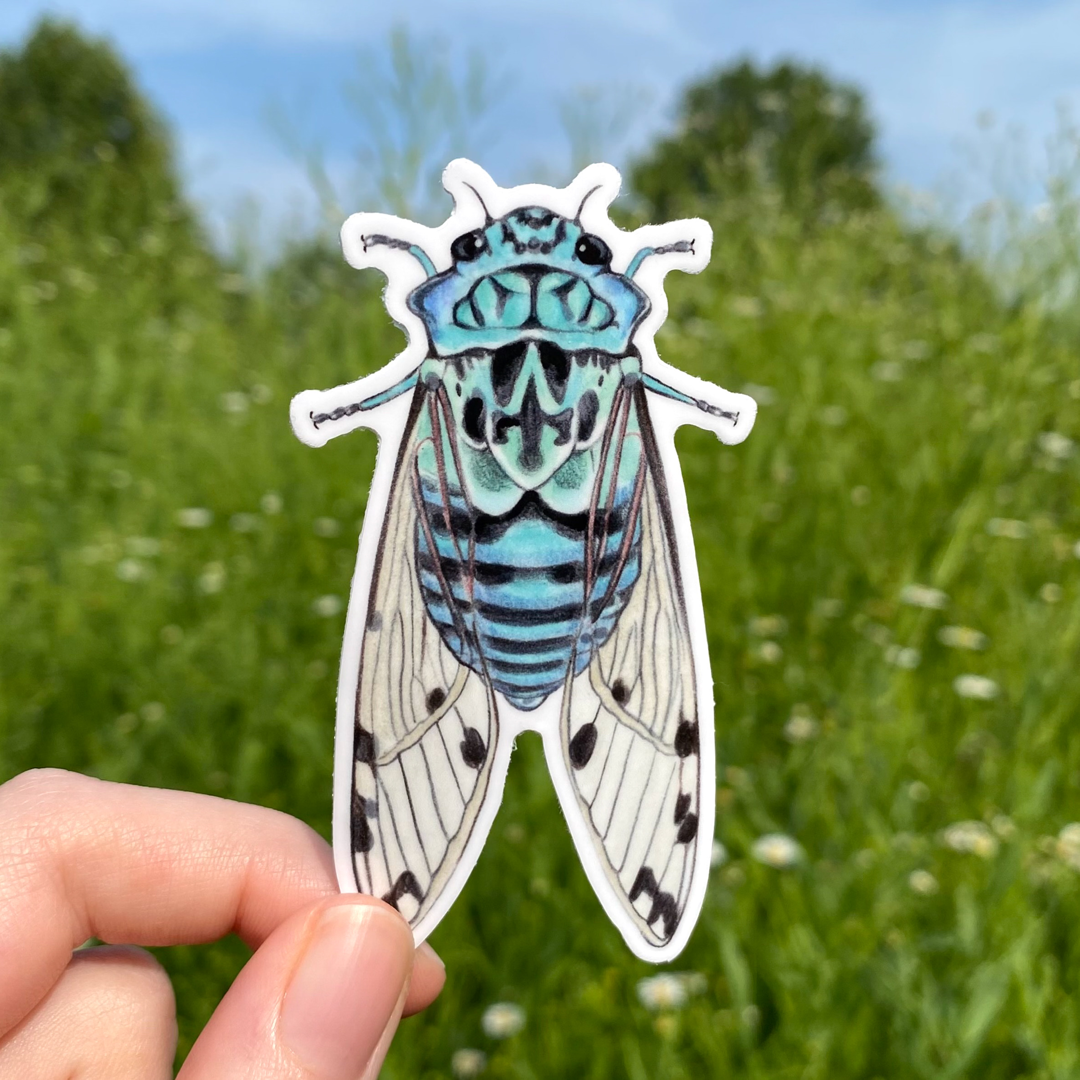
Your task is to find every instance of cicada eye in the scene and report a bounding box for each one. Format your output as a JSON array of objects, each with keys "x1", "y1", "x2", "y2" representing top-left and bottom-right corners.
[
  {"x1": 574, "y1": 233, "x2": 611, "y2": 267},
  {"x1": 450, "y1": 229, "x2": 488, "y2": 263}
]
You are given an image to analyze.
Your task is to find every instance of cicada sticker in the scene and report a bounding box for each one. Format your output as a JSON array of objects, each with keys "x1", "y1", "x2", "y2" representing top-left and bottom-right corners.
[{"x1": 290, "y1": 160, "x2": 757, "y2": 962}]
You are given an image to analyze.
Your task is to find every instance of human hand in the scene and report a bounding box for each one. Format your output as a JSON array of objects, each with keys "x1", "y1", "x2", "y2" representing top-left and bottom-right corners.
[{"x1": 0, "y1": 769, "x2": 445, "y2": 1078}]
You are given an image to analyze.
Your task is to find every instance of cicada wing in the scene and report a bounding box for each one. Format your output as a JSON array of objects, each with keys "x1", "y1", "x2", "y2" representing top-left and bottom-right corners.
[
  {"x1": 349, "y1": 388, "x2": 500, "y2": 934},
  {"x1": 553, "y1": 385, "x2": 709, "y2": 960}
]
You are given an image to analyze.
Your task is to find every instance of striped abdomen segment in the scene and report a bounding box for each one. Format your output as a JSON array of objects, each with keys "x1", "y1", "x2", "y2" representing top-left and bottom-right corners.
[{"x1": 415, "y1": 484, "x2": 641, "y2": 710}]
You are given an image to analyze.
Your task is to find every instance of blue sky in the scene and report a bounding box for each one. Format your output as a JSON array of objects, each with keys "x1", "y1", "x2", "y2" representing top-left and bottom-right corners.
[{"x1": 2, "y1": 1, "x2": 1079, "y2": 242}]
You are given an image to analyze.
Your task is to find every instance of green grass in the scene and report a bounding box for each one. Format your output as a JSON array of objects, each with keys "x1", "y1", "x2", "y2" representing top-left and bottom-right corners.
[{"x1": 2, "y1": 171, "x2": 1080, "y2": 1078}]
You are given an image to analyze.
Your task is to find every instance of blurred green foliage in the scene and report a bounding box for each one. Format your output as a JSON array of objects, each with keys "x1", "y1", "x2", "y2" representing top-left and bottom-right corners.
[
  {"x1": 0, "y1": 19, "x2": 207, "y2": 256},
  {"x1": 2, "y1": 19, "x2": 1080, "y2": 1080},
  {"x1": 632, "y1": 58, "x2": 880, "y2": 221}
]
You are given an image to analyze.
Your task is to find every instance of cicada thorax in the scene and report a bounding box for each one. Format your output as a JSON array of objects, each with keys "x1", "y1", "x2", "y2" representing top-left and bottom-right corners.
[{"x1": 412, "y1": 350, "x2": 647, "y2": 711}]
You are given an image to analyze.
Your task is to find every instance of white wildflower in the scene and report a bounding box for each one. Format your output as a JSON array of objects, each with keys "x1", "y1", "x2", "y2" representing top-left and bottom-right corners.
[
  {"x1": 820, "y1": 404, "x2": 848, "y2": 426},
  {"x1": 986, "y1": 518, "x2": 1030, "y2": 539},
  {"x1": 730, "y1": 296, "x2": 763, "y2": 318},
  {"x1": 751, "y1": 833, "x2": 803, "y2": 868},
  {"x1": 722, "y1": 864, "x2": 746, "y2": 888},
  {"x1": 230, "y1": 513, "x2": 259, "y2": 533},
  {"x1": 938, "y1": 626, "x2": 988, "y2": 651},
  {"x1": 250, "y1": 383, "x2": 273, "y2": 404},
  {"x1": 1057, "y1": 823, "x2": 1080, "y2": 871},
  {"x1": 177, "y1": 507, "x2": 213, "y2": 529},
  {"x1": 711, "y1": 839, "x2": 728, "y2": 868},
  {"x1": 902, "y1": 339, "x2": 931, "y2": 360},
  {"x1": 908, "y1": 869, "x2": 939, "y2": 895},
  {"x1": 886, "y1": 645, "x2": 921, "y2": 669},
  {"x1": 1038, "y1": 432, "x2": 1074, "y2": 460},
  {"x1": 198, "y1": 562, "x2": 226, "y2": 594},
  {"x1": 784, "y1": 707, "x2": 818, "y2": 744},
  {"x1": 220, "y1": 391, "x2": 249, "y2": 414},
  {"x1": 757, "y1": 641, "x2": 783, "y2": 664},
  {"x1": 741, "y1": 383, "x2": 776, "y2": 405},
  {"x1": 637, "y1": 974, "x2": 687, "y2": 1012},
  {"x1": 260, "y1": 491, "x2": 283, "y2": 515},
  {"x1": 481, "y1": 1002, "x2": 525, "y2": 1039},
  {"x1": 991, "y1": 814, "x2": 1016, "y2": 840},
  {"x1": 872, "y1": 360, "x2": 904, "y2": 382},
  {"x1": 907, "y1": 781, "x2": 930, "y2": 803},
  {"x1": 1040, "y1": 583, "x2": 1063, "y2": 604},
  {"x1": 953, "y1": 674, "x2": 999, "y2": 701},
  {"x1": 969, "y1": 333, "x2": 999, "y2": 353},
  {"x1": 942, "y1": 820, "x2": 998, "y2": 859},
  {"x1": 749, "y1": 614, "x2": 787, "y2": 637},
  {"x1": 312, "y1": 595, "x2": 343, "y2": 618},
  {"x1": 636, "y1": 972, "x2": 707, "y2": 1012},
  {"x1": 451, "y1": 1048, "x2": 487, "y2": 1078},
  {"x1": 742, "y1": 1004, "x2": 761, "y2": 1028},
  {"x1": 900, "y1": 583, "x2": 948, "y2": 610},
  {"x1": 140, "y1": 702, "x2": 166, "y2": 724},
  {"x1": 313, "y1": 516, "x2": 341, "y2": 538},
  {"x1": 125, "y1": 536, "x2": 161, "y2": 557},
  {"x1": 115, "y1": 558, "x2": 148, "y2": 582}
]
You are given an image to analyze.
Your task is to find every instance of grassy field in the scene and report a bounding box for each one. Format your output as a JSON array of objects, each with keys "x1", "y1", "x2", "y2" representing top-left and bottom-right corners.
[{"x1": 2, "y1": 126, "x2": 1080, "y2": 1076}]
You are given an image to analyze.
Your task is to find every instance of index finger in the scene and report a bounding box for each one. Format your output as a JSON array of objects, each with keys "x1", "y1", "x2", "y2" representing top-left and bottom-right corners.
[{"x1": 0, "y1": 769, "x2": 337, "y2": 1037}]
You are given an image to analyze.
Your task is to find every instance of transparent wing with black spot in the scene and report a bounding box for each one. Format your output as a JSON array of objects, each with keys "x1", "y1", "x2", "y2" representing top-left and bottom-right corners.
[
  {"x1": 351, "y1": 389, "x2": 499, "y2": 928},
  {"x1": 556, "y1": 387, "x2": 703, "y2": 954}
]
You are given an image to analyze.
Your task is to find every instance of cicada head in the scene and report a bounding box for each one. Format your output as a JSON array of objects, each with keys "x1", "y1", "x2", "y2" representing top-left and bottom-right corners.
[{"x1": 408, "y1": 207, "x2": 650, "y2": 357}]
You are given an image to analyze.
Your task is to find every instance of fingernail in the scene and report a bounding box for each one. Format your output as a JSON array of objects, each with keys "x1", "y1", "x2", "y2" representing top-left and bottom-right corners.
[{"x1": 281, "y1": 903, "x2": 413, "y2": 1078}]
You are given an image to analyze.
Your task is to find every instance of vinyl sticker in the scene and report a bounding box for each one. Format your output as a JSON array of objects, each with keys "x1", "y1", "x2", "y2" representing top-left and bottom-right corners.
[{"x1": 290, "y1": 160, "x2": 757, "y2": 962}]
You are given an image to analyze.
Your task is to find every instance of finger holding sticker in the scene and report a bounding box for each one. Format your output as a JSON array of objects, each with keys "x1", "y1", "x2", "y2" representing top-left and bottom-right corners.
[
  {"x1": 291, "y1": 160, "x2": 757, "y2": 963},
  {"x1": 0, "y1": 770, "x2": 444, "y2": 1078}
]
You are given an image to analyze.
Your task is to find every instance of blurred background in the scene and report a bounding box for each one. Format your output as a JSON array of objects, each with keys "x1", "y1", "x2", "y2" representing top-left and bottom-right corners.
[{"x1": 1, "y1": 3, "x2": 1079, "y2": 1077}]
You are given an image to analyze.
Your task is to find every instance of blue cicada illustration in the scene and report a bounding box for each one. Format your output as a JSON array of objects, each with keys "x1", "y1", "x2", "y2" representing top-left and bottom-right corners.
[{"x1": 291, "y1": 160, "x2": 756, "y2": 962}]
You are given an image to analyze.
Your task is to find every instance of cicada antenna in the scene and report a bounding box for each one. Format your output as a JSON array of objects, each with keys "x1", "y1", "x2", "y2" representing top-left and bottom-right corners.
[
  {"x1": 462, "y1": 181, "x2": 494, "y2": 227},
  {"x1": 574, "y1": 184, "x2": 604, "y2": 224}
]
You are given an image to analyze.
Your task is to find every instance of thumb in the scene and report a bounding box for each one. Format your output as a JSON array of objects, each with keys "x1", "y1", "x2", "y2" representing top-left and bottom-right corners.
[{"x1": 180, "y1": 897, "x2": 416, "y2": 1079}]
